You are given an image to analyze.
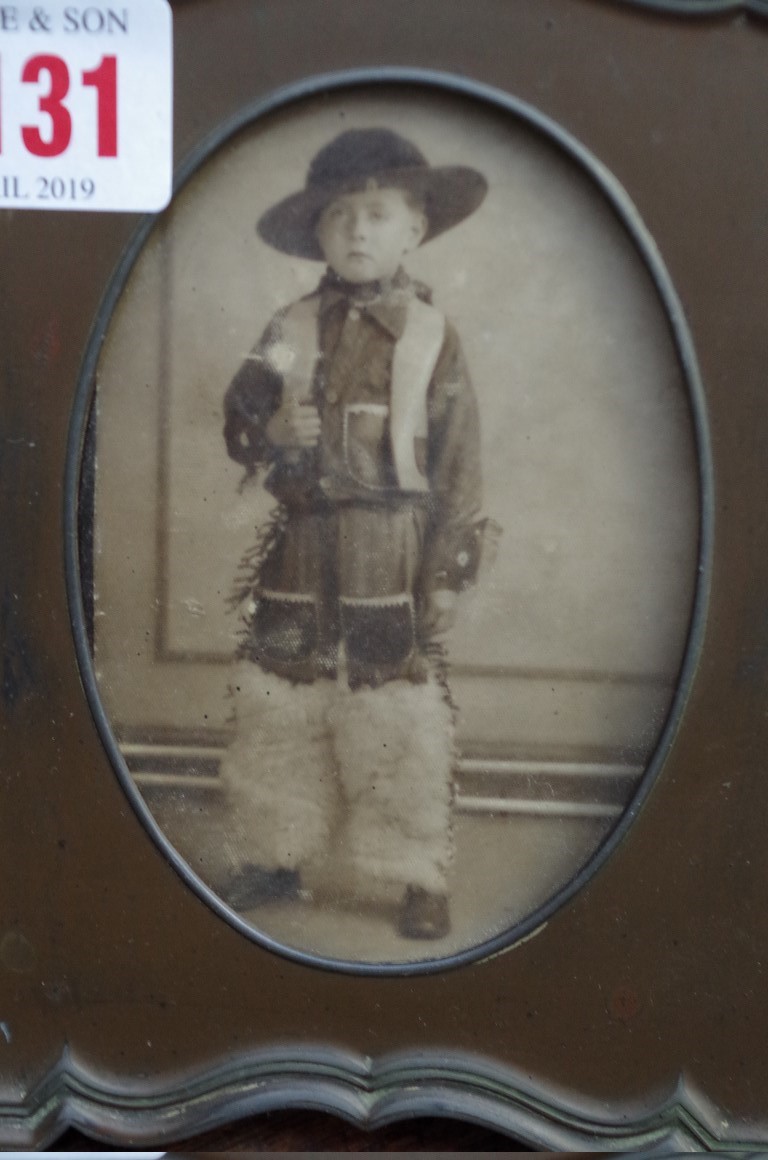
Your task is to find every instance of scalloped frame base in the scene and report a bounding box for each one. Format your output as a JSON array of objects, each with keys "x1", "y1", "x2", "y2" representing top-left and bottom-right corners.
[{"x1": 1, "y1": 1049, "x2": 765, "y2": 1152}]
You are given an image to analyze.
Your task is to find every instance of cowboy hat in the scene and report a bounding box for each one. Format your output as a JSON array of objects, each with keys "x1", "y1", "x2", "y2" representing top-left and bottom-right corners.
[{"x1": 257, "y1": 128, "x2": 488, "y2": 260}]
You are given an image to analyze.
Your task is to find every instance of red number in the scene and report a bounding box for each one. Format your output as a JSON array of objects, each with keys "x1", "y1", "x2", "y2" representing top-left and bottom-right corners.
[
  {"x1": 21, "y1": 54, "x2": 72, "y2": 158},
  {"x1": 82, "y1": 56, "x2": 117, "y2": 158},
  {"x1": 16, "y1": 53, "x2": 119, "y2": 159}
]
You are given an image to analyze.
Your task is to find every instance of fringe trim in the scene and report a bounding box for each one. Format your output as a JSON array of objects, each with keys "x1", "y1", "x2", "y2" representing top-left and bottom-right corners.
[
  {"x1": 226, "y1": 503, "x2": 290, "y2": 657},
  {"x1": 259, "y1": 589, "x2": 316, "y2": 604},
  {"x1": 421, "y1": 638, "x2": 458, "y2": 721},
  {"x1": 340, "y1": 593, "x2": 414, "y2": 609},
  {"x1": 226, "y1": 502, "x2": 289, "y2": 612}
]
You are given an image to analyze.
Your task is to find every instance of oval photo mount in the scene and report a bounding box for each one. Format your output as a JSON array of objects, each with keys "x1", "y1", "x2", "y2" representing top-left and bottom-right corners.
[{"x1": 67, "y1": 71, "x2": 711, "y2": 975}]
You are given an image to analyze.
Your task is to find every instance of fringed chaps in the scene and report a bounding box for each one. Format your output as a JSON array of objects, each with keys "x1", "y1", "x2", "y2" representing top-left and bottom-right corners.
[
  {"x1": 329, "y1": 678, "x2": 455, "y2": 895},
  {"x1": 218, "y1": 663, "x2": 336, "y2": 873}
]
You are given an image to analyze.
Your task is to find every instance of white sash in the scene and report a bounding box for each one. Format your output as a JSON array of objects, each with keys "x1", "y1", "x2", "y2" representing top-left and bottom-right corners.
[{"x1": 389, "y1": 296, "x2": 445, "y2": 490}]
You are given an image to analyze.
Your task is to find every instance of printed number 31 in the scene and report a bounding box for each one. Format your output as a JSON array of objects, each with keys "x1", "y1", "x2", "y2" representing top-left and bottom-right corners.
[{"x1": 20, "y1": 54, "x2": 117, "y2": 158}]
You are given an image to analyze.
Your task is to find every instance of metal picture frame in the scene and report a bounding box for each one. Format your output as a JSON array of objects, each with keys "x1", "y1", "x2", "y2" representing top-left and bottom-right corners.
[{"x1": 1, "y1": 0, "x2": 767, "y2": 1147}]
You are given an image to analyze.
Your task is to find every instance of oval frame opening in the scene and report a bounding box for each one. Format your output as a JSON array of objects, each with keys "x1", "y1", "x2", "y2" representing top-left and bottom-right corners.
[{"x1": 65, "y1": 68, "x2": 712, "y2": 976}]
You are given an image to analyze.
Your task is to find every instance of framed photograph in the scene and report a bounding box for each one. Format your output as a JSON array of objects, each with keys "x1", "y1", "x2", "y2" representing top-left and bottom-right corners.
[{"x1": 2, "y1": 0, "x2": 767, "y2": 1148}]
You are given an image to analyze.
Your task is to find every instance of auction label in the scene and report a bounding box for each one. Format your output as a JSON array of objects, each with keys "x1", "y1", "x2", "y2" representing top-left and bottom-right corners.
[{"x1": 0, "y1": 0, "x2": 172, "y2": 211}]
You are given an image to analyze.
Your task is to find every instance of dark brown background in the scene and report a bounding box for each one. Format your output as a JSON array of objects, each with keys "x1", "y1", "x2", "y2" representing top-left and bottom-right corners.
[{"x1": 2, "y1": 0, "x2": 767, "y2": 1149}]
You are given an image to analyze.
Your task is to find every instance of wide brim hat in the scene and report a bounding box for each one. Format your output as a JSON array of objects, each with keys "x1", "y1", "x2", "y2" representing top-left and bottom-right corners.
[{"x1": 257, "y1": 128, "x2": 488, "y2": 260}]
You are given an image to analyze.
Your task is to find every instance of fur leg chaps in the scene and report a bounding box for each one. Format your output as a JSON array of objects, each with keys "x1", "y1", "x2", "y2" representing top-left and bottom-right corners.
[
  {"x1": 329, "y1": 678, "x2": 455, "y2": 896},
  {"x1": 216, "y1": 662, "x2": 337, "y2": 874}
]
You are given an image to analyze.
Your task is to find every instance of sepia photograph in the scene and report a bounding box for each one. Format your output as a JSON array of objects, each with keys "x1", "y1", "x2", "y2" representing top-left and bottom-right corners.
[{"x1": 83, "y1": 84, "x2": 701, "y2": 967}]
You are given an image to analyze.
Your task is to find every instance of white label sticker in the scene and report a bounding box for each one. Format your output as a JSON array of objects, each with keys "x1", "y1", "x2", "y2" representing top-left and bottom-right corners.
[{"x1": 0, "y1": 0, "x2": 172, "y2": 211}]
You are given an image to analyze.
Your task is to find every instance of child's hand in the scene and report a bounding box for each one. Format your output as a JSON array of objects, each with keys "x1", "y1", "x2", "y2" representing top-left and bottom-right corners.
[
  {"x1": 423, "y1": 589, "x2": 458, "y2": 637},
  {"x1": 266, "y1": 399, "x2": 321, "y2": 448}
]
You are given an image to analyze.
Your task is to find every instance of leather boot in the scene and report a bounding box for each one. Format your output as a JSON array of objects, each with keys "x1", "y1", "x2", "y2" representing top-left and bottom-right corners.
[{"x1": 398, "y1": 885, "x2": 451, "y2": 939}]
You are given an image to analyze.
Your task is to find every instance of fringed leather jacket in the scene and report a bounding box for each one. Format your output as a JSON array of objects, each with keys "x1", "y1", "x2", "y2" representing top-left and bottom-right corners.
[{"x1": 224, "y1": 268, "x2": 484, "y2": 594}]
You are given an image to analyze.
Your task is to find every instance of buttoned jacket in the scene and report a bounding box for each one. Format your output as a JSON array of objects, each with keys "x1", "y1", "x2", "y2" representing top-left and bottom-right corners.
[{"x1": 224, "y1": 269, "x2": 483, "y2": 593}]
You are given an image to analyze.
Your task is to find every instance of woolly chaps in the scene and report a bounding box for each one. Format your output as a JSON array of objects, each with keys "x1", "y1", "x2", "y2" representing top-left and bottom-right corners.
[
  {"x1": 217, "y1": 662, "x2": 337, "y2": 873},
  {"x1": 330, "y1": 677, "x2": 455, "y2": 895},
  {"x1": 212, "y1": 666, "x2": 454, "y2": 898}
]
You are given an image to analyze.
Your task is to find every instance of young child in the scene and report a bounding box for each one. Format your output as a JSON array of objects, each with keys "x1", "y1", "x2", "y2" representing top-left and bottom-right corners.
[{"x1": 219, "y1": 128, "x2": 487, "y2": 940}]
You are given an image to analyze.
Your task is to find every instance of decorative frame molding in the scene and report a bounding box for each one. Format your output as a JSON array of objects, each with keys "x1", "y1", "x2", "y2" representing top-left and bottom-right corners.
[{"x1": 2, "y1": 1048, "x2": 765, "y2": 1151}]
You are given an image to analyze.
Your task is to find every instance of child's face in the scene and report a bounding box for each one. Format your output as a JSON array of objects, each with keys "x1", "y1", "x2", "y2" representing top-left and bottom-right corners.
[{"x1": 316, "y1": 186, "x2": 427, "y2": 283}]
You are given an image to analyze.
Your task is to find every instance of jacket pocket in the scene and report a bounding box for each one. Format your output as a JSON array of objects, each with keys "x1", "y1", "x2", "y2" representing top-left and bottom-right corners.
[
  {"x1": 343, "y1": 403, "x2": 391, "y2": 489},
  {"x1": 249, "y1": 591, "x2": 318, "y2": 663}
]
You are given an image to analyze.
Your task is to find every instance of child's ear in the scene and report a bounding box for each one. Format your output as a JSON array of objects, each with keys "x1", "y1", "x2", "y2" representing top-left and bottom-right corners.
[{"x1": 407, "y1": 211, "x2": 428, "y2": 251}]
